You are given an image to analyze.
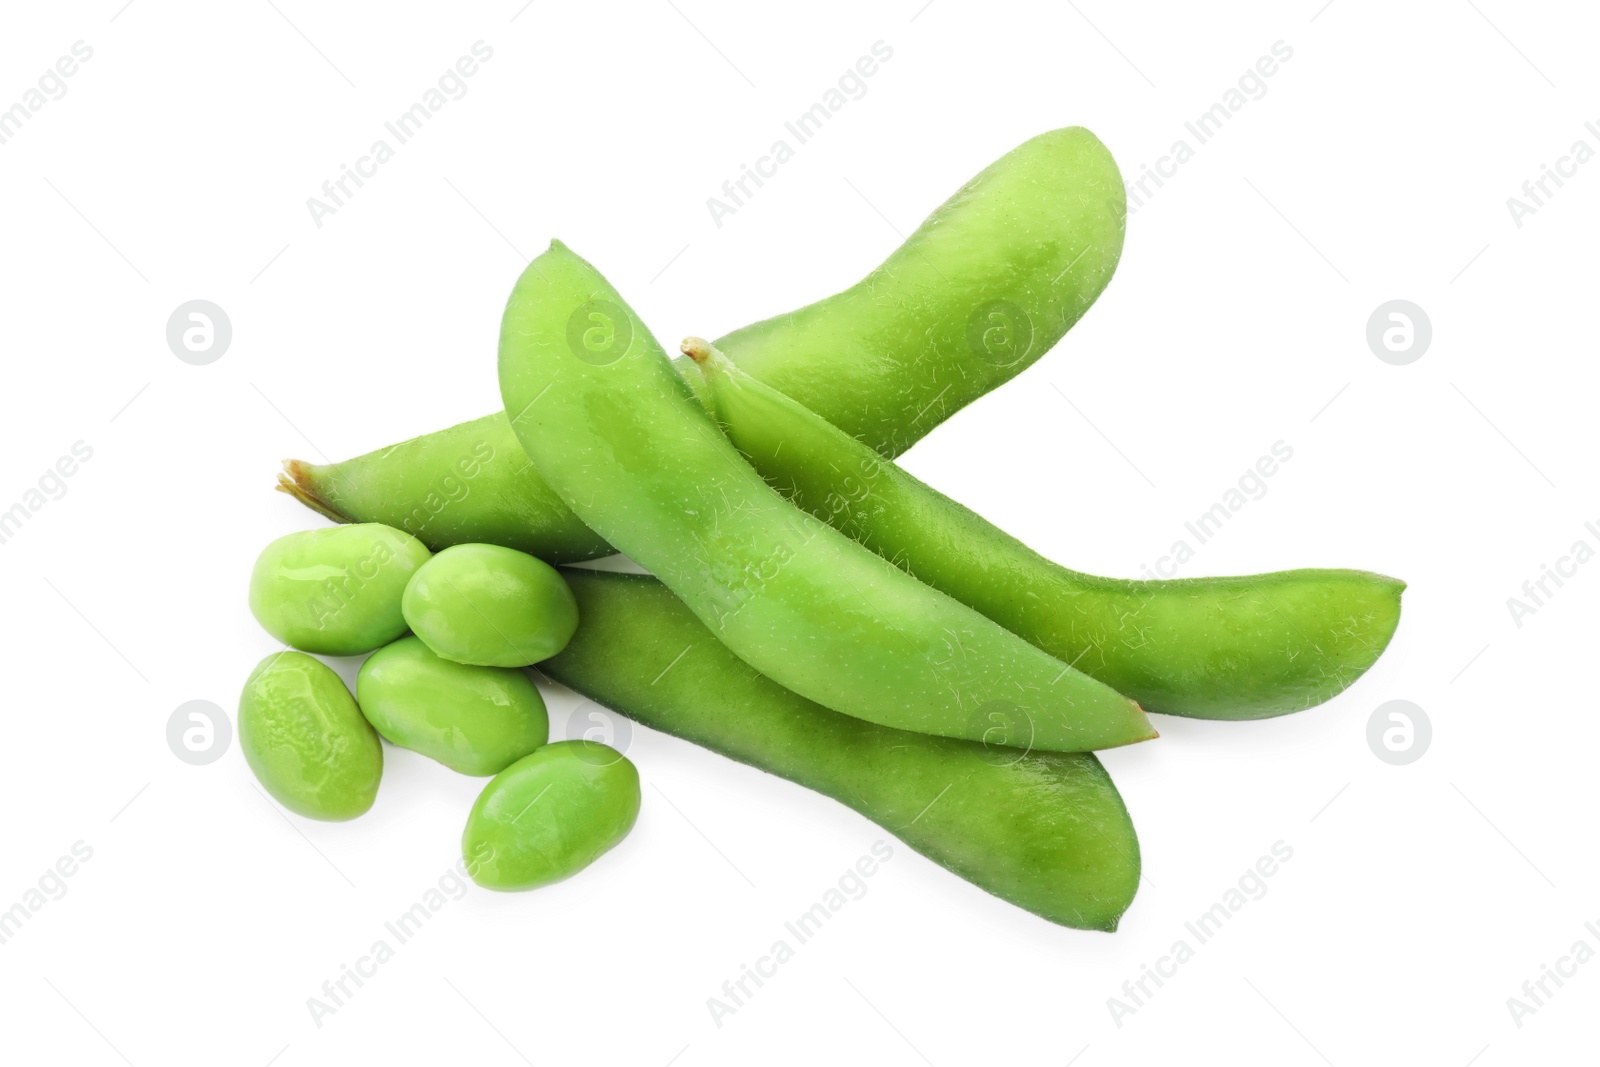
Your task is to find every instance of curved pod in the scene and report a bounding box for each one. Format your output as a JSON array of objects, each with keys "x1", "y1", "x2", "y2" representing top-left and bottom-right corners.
[
  {"x1": 686, "y1": 340, "x2": 1405, "y2": 719},
  {"x1": 498, "y1": 241, "x2": 1153, "y2": 753},
  {"x1": 543, "y1": 569, "x2": 1141, "y2": 931}
]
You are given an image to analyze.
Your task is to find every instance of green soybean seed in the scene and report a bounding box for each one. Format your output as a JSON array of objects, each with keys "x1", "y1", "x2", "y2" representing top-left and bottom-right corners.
[
  {"x1": 278, "y1": 127, "x2": 1123, "y2": 559},
  {"x1": 356, "y1": 637, "x2": 548, "y2": 776},
  {"x1": 249, "y1": 524, "x2": 430, "y2": 655},
  {"x1": 543, "y1": 569, "x2": 1140, "y2": 931},
  {"x1": 462, "y1": 741, "x2": 640, "y2": 890},
  {"x1": 238, "y1": 651, "x2": 382, "y2": 820},
  {"x1": 499, "y1": 241, "x2": 1153, "y2": 753},
  {"x1": 685, "y1": 339, "x2": 1405, "y2": 720},
  {"x1": 401, "y1": 543, "x2": 579, "y2": 666}
]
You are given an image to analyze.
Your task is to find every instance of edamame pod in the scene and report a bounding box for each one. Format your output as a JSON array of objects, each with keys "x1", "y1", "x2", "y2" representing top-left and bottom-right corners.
[
  {"x1": 684, "y1": 340, "x2": 1405, "y2": 720},
  {"x1": 249, "y1": 524, "x2": 430, "y2": 655},
  {"x1": 542, "y1": 569, "x2": 1140, "y2": 931},
  {"x1": 238, "y1": 651, "x2": 383, "y2": 820},
  {"x1": 356, "y1": 637, "x2": 548, "y2": 775},
  {"x1": 278, "y1": 127, "x2": 1124, "y2": 559},
  {"x1": 280, "y1": 417, "x2": 611, "y2": 564},
  {"x1": 462, "y1": 741, "x2": 641, "y2": 890},
  {"x1": 714, "y1": 125, "x2": 1124, "y2": 456},
  {"x1": 499, "y1": 241, "x2": 1153, "y2": 753}
]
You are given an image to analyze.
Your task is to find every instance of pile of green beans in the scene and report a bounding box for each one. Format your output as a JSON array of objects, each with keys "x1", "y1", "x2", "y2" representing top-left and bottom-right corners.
[
  {"x1": 243, "y1": 126, "x2": 1403, "y2": 931},
  {"x1": 278, "y1": 125, "x2": 1400, "y2": 721}
]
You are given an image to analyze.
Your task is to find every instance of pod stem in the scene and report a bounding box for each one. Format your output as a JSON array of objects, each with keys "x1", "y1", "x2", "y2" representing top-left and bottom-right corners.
[
  {"x1": 680, "y1": 336, "x2": 726, "y2": 371},
  {"x1": 275, "y1": 459, "x2": 353, "y2": 525}
]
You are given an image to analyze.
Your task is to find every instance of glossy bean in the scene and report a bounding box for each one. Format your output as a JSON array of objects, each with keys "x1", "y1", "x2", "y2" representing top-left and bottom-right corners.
[
  {"x1": 277, "y1": 127, "x2": 1123, "y2": 560},
  {"x1": 249, "y1": 524, "x2": 430, "y2": 655},
  {"x1": 238, "y1": 651, "x2": 383, "y2": 820},
  {"x1": 543, "y1": 569, "x2": 1140, "y2": 931},
  {"x1": 356, "y1": 637, "x2": 548, "y2": 776},
  {"x1": 685, "y1": 340, "x2": 1404, "y2": 719},
  {"x1": 462, "y1": 741, "x2": 640, "y2": 890},
  {"x1": 499, "y1": 241, "x2": 1154, "y2": 753},
  {"x1": 401, "y1": 543, "x2": 579, "y2": 666}
]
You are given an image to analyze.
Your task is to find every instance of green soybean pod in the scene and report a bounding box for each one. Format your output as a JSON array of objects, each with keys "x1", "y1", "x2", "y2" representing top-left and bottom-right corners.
[
  {"x1": 402, "y1": 543, "x2": 579, "y2": 666},
  {"x1": 277, "y1": 126, "x2": 1125, "y2": 558},
  {"x1": 499, "y1": 241, "x2": 1153, "y2": 753},
  {"x1": 462, "y1": 741, "x2": 640, "y2": 890},
  {"x1": 279, "y1": 418, "x2": 612, "y2": 565},
  {"x1": 356, "y1": 637, "x2": 548, "y2": 776},
  {"x1": 238, "y1": 651, "x2": 383, "y2": 820},
  {"x1": 248, "y1": 524, "x2": 430, "y2": 655},
  {"x1": 543, "y1": 569, "x2": 1140, "y2": 931},
  {"x1": 685, "y1": 340, "x2": 1405, "y2": 720},
  {"x1": 714, "y1": 125, "x2": 1124, "y2": 457}
]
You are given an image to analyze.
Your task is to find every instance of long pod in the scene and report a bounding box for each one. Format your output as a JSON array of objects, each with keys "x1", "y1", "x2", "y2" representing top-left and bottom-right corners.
[
  {"x1": 684, "y1": 340, "x2": 1405, "y2": 720},
  {"x1": 543, "y1": 569, "x2": 1142, "y2": 932},
  {"x1": 499, "y1": 241, "x2": 1154, "y2": 753},
  {"x1": 279, "y1": 126, "x2": 1124, "y2": 562}
]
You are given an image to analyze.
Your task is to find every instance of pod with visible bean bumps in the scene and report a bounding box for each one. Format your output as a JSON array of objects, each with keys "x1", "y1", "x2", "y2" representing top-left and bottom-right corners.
[
  {"x1": 499, "y1": 241, "x2": 1154, "y2": 753},
  {"x1": 542, "y1": 569, "x2": 1140, "y2": 931},
  {"x1": 713, "y1": 125, "x2": 1125, "y2": 457},
  {"x1": 685, "y1": 339, "x2": 1405, "y2": 720},
  {"x1": 249, "y1": 524, "x2": 430, "y2": 655},
  {"x1": 462, "y1": 741, "x2": 640, "y2": 890},
  {"x1": 401, "y1": 543, "x2": 579, "y2": 666},
  {"x1": 356, "y1": 637, "x2": 548, "y2": 776},
  {"x1": 278, "y1": 127, "x2": 1124, "y2": 558},
  {"x1": 238, "y1": 651, "x2": 382, "y2": 820}
]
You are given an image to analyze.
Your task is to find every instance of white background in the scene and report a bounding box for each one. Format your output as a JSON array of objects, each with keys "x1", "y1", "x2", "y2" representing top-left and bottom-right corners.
[{"x1": 0, "y1": 1, "x2": 1594, "y2": 1063}]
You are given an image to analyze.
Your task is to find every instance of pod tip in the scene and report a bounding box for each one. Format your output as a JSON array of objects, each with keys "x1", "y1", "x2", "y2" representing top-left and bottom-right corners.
[{"x1": 276, "y1": 459, "x2": 352, "y2": 525}]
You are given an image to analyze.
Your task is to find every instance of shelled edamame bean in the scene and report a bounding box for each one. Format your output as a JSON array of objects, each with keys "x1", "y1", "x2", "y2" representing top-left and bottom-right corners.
[
  {"x1": 357, "y1": 637, "x2": 548, "y2": 776},
  {"x1": 462, "y1": 741, "x2": 640, "y2": 890},
  {"x1": 238, "y1": 651, "x2": 383, "y2": 820},
  {"x1": 249, "y1": 525, "x2": 430, "y2": 655},
  {"x1": 401, "y1": 543, "x2": 578, "y2": 666}
]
